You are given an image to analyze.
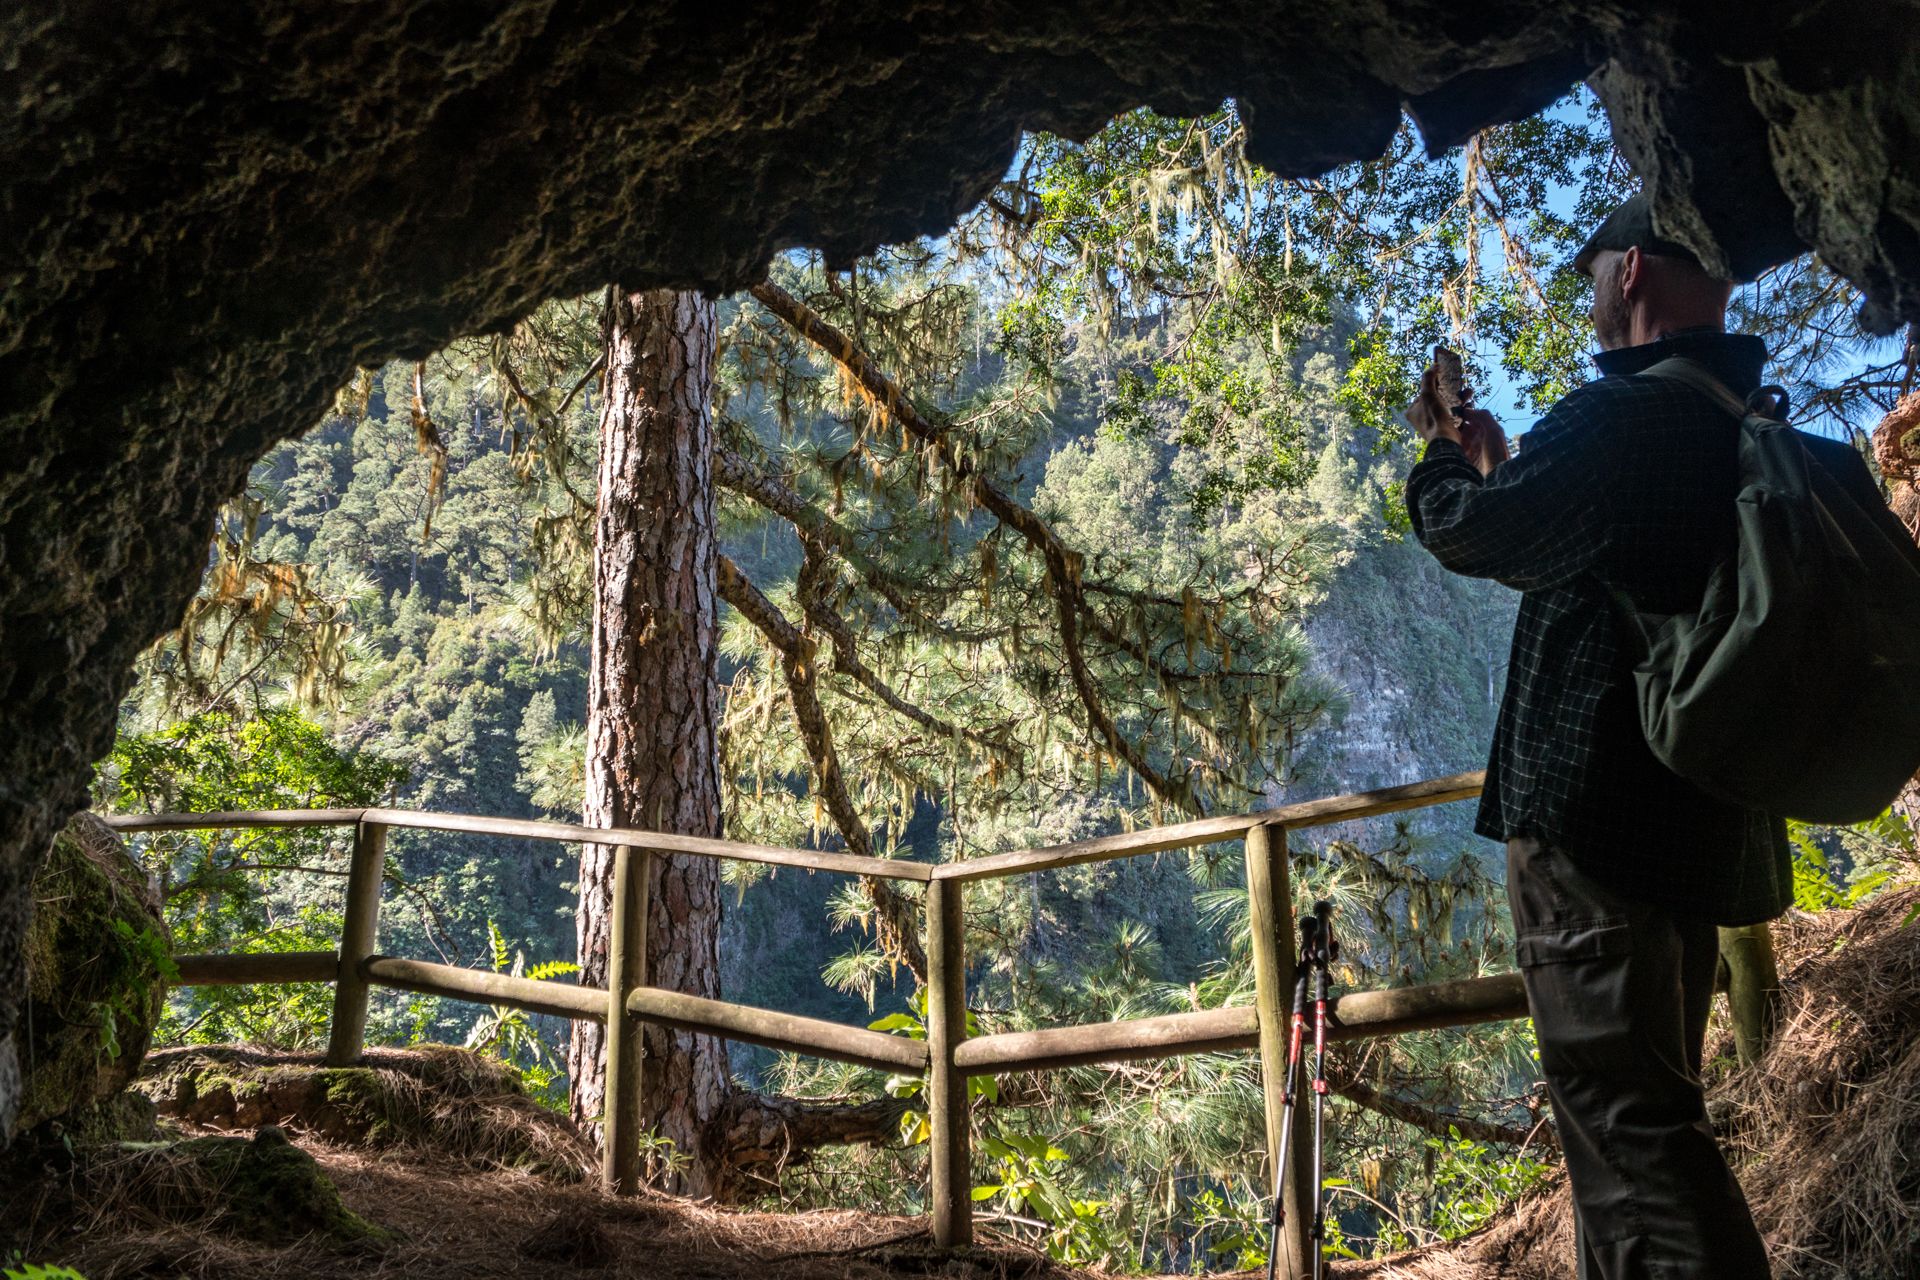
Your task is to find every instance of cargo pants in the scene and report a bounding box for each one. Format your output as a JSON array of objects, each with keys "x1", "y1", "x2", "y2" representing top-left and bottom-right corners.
[{"x1": 1505, "y1": 837, "x2": 1770, "y2": 1279}]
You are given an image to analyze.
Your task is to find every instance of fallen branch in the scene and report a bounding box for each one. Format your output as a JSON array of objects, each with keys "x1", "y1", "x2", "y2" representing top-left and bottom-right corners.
[
  {"x1": 753, "y1": 1227, "x2": 929, "y2": 1263},
  {"x1": 717, "y1": 1089, "x2": 913, "y2": 1188}
]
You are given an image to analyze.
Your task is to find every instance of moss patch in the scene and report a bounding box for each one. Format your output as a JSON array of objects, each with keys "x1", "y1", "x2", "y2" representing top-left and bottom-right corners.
[
  {"x1": 137, "y1": 1043, "x2": 596, "y2": 1182},
  {"x1": 17, "y1": 814, "x2": 172, "y2": 1136},
  {"x1": 174, "y1": 1125, "x2": 391, "y2": 1246}
]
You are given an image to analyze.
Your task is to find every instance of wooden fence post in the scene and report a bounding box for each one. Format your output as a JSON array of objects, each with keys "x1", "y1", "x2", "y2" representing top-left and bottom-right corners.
[
  {"x1": 603, "y1": 843, "x2": 650, "y2": 1193},
  {"x1": 1717, "y1": 922, "x2": 1781, "y2": 1066},
  {"x1": 927, "y1": 876, "x2": 972, "y2": 1248},
  {"x1": 1246, "y1": 821, "x2": 1312, "y2": 1279},
  {"x1": 326, "y1": 819, "x2": 388, "y2": 1066}
]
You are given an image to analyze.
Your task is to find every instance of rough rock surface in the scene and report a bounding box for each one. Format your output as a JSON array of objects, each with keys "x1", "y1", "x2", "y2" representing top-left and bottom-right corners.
[
  {"x1": 2, "y1": 0, "x2": 1917, "y2": 1137},
  {"x1": 16, "y1": 812, "x2": 168, "y2": 1136}
]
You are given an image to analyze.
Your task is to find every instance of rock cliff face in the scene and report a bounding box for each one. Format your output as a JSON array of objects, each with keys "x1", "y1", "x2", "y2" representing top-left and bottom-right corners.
[
  {"x1": 1289, "y1": 537, "x2": 1517, "y2": 848},
  {"x1": 3, "y1": 0, "x2": 1916, "y2": 1136}
]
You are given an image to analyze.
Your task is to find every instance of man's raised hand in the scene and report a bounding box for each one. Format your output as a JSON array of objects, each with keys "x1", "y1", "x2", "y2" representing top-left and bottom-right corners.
[
  {"x1": 1456, "y1": 407, "x2": 1510, "y2": 476},
  {"x1": 1406, "y1": 365, "x2": 1508, "y2": 477},
  {"x1": 1406, "y1": 367, "x2": 1462, "y2": 448}
]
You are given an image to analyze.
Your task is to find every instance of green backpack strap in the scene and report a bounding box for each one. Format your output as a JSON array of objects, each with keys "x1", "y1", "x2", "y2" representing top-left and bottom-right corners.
[
  {"x1": 1600, "y1": 356, "x2": 1753, "y2": 642},
  {"x1": 1638, "y1": 355, "x2": 1791, "y2": 422},
  {"x1": 1637, "y1": 355, "x2": 1746, "y2": 416}
]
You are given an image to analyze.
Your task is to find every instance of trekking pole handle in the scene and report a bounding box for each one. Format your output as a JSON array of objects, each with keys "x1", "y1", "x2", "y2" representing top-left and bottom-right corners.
[{"x1": 1311, "y1": 899, "x2": 1338, "y2": 967}]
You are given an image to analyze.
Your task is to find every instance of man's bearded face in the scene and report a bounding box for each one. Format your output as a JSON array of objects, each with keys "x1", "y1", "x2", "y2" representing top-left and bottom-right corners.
[{"x1": 1590, "y1": 252, "x2": 1631, "y2": 351}]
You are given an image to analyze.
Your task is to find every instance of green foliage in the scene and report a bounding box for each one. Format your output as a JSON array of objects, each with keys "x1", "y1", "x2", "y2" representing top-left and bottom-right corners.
[
  {"x1": 635, "y1": 1128, "x2": 693, "y2": 1184},
  {"x1": 1423, "y1": 1129, "x2": 1554, "y2": 1241},
  {"x1": 1788, "y1": 810, "x2": 1917, "y2": 911},
  {"x1": 1183, "y1": 1187, "x2": 1277, "y2": 1273},
  {"x1": 981, "y1": 93, "x2": 1638, "y2": 528},
  {"x1": 4, "y1": 1265, "x2": 90, "y2": 1280},
  {"x1": 101, "y1": 709, "x2": 405, "y2": 1046},
  {"x1": 108, "y1": 708, "x2": 405, "y2": 816},
  {"x1": 973, "y1": 1131, "x2": 1117, "y2": 1266},
  {"x1": 463, "y1": 921, "x2": 577, "y2": 1110}
]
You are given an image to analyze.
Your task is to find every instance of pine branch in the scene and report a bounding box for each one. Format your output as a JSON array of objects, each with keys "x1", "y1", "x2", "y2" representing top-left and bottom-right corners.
[
  {"x1": 797, "y1": 590, "x2": 1009, "y2": 758},
  {"x1": 749, "y1": 278, "x2": 1198, "y2": 816},
  {"x1": 712, "y1": 443, "x2": 949, "y2": 630},
  {"x1": 713, "y1": 446, "x2": 1022, "y2": 758},
  {"x1": 1333, "y1": 1075, "x2": 1556, "y2": 1152},
  {"x1": 717, "y1": 551, "x2": 929, "y2": 981}
]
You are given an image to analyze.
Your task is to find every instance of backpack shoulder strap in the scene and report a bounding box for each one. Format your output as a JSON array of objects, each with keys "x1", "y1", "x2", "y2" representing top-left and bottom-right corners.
[
  {"x1": 1600, "y1": 355, "x2": 1752, "y2": 647},
  {"x1": 1634, "y1": 355, "x2": 1751, "y2": 420}
]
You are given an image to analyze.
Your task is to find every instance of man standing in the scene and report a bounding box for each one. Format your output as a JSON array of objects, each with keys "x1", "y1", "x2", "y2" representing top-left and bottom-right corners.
[{"x1": 1403, "y1": 195, "x2": 1886, "y2": 1278}]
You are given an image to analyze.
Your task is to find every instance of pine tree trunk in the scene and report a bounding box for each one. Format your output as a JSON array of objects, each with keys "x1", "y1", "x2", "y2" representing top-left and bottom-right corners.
[{"x1": 568, "y1": 287, "x2": 730, "y2": 1198}]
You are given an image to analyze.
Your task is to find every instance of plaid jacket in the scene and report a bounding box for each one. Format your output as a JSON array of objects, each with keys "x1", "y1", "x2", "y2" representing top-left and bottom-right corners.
[{"x1": 1407, "y1": 330, "x2": 1884, "y2": 925}]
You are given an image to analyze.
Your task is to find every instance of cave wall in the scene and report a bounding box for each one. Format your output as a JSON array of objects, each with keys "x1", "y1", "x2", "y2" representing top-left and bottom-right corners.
[{"x1": 3, "y1": 0, "x2": 1917, "y2": 1134}]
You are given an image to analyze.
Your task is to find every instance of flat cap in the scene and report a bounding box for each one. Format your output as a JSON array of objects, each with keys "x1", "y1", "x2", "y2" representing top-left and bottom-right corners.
[{"x1": 1573, "y1": 193, "x2": 1708, "y2": 277}]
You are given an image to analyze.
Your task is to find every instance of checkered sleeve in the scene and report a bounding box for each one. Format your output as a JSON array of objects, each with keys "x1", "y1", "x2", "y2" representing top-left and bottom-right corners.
[{"x1": 1406, "y1": 390, "x2": 1615, "y2": 592}]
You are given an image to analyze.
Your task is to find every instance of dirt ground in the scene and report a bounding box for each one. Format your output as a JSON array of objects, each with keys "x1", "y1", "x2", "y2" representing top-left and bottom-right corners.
[{"x1": 33, "y1": 1129, "x2": 1081, "y2": 1280}]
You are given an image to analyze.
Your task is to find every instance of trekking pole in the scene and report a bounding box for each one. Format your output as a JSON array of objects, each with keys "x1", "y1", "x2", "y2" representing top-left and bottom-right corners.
[
  {"x1": 1307, "y1": 900, "x2": 1339, "y2": 1280},
  {"x1": 1265, "y1": 915, "x2": 1317, "y2": 1280}
]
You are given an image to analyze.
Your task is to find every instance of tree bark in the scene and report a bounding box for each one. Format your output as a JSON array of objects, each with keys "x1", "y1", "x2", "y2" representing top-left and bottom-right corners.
[
  {"x1": 1871, "y1": 389, "x2": 1920, "y2": 828},
  {"x1": 569, "y1": 287, "x2": 731, "y2": 1198}
]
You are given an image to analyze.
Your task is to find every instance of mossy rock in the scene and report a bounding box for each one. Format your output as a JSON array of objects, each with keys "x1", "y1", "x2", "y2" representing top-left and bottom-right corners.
[
  {"x1": 0, "y1": 1122, "x2": 388, "y2": 1254},
  {"x1": 17, "y1": 813, "x2": 172, "y2": 1136},
  {"x1": 170, "y1": 1125, "x2": 390, "y2": 1245},
  {"x1": 136, "y1": 1043, "x2": 596, "y2": 1182}
]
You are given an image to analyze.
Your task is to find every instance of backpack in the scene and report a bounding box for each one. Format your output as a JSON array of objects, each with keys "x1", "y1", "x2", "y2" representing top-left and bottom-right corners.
[{"x1": 1610, "y1": 356, "x2": 1920, "y2": 824}]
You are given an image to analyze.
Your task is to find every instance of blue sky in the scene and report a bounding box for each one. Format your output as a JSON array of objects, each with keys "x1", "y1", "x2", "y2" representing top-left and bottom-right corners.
[{"x1": 1457, "y1": 93, "x2": 1896, "y2": 444}]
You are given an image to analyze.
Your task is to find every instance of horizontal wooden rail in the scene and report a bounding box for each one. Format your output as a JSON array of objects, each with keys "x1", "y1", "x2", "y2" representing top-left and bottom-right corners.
[
  {"x1": 103, "y1": 804, "x2": 930, "y2": 881},
  {"x1": 361, "y1": 807, "x2": 932, "y2": 882},
  {"x1": 952, "y1": 972, "x2": 1528, "y2": 1073},
  {"x1": 105, "y1": 773, "x2": 1481, "y2": 885},
  {"x1": 361, "y1": 955, "x2": 609, "y2": 1022},
  {"x1": 103, "y1": 808, "x2": 367, "y2": 833},
  {"x1": 1333, "y1": 972, "x2": 1528, "y2": 1037},
  {"x1": 932, "y1": 771, "x2": 1486, "y2": 883},
  {"x1": 164, "y1": 955, "x2": 1524, "y2": 1077},
  {"x1": 625, "y1": 986, "x2": 929, "y2": 1074},
  {"x1": 174, "y1": 951, "x2": 338, "y2": 985},
  {"x1": 118, "y1": 769, "x2": 1525, "y2": 1253},
  {"x1": 954, "y1": 1006, "x2": 1255, "y2": 1072}
]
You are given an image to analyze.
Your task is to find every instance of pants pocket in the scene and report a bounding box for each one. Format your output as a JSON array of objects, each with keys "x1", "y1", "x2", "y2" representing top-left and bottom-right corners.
[{"x1": 1516, "y1": 916, "x2": 1633, "y2": 968}]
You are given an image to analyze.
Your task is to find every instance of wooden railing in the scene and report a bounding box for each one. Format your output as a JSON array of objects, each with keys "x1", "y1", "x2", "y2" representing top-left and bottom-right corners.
[{"x1": 105, "y1": 769, "x2": 1531, "y2": 1276}]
